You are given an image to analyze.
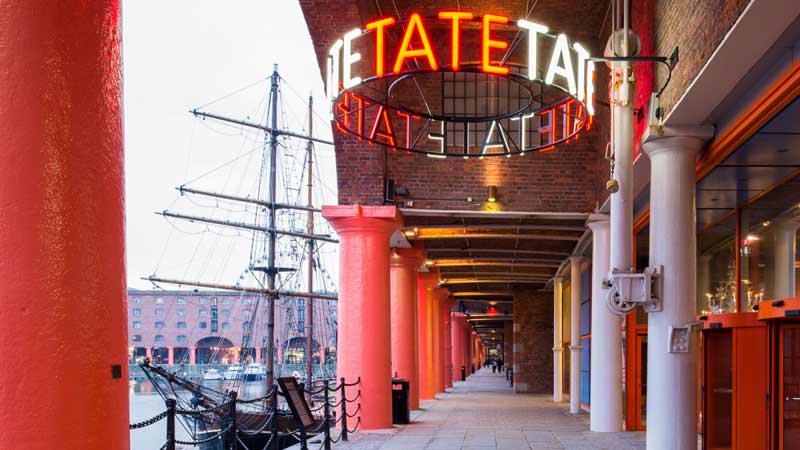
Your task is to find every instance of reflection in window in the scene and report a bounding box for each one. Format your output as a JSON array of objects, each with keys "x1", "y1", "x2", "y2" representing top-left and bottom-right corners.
[{"x1": 697, "y1": 216, "x2": 737, "y2": 315}]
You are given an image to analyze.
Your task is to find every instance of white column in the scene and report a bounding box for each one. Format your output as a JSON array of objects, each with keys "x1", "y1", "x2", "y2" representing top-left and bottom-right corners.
[
  {"x1": 553, "y1": 276, "x2": 564, "y2": 402},
  {"x1": 588, "y1": 214, "x2": 621, "y2": 431},
  {"x1": 642, "y1": 127, "x2": 712, "y2": 450},
  {"x1": 774, "y1": 221, "x2": 798, "y2": 299},
  {"x1": 569, "y1": 256, "x2": 583, "y2": 414}
]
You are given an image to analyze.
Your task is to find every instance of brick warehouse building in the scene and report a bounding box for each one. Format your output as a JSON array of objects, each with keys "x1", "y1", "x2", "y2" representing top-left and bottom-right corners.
[
  {"x1": 126, "y1": 289, "x2": 338, "y2": 367},
  {"x1": 2, "y1": 1, "x2": 800, "y2": 449}
]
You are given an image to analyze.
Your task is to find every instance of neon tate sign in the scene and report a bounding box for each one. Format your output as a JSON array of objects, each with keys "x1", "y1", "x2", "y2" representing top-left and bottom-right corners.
[{"x1": 326, "y1": 12, "x2": 596, "y2": 158}]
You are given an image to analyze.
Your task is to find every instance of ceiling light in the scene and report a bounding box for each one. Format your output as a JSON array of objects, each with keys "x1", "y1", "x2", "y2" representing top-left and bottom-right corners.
[
  {"x1": 425, "y1": 259, "x2": 434, "y2": 266},
  {"x1": 746, "y1": 234, "x2": 760, "y2": 241},
  {"x1": 403, "y1": 229, "x2": 416, "y2": 237}
]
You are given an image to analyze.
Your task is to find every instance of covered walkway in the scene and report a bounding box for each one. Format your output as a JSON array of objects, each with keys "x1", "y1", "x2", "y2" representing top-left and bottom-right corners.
[{"x1": 334, "y1": 368, "x2": 645, "y2": 450}]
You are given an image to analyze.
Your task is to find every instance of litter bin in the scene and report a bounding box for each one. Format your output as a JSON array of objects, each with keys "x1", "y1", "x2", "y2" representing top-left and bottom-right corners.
[
  {"x1": 461, "y1": 365, "x2": 466, "y2": 381},
  {"x1": 391, "y1": 378, "x2": 410, "y2": 424}
]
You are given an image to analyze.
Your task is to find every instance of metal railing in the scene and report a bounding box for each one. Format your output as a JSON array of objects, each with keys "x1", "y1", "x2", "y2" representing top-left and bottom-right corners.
[{"x1": 130, "y1": 377, "x2": 362, "y2": 450}]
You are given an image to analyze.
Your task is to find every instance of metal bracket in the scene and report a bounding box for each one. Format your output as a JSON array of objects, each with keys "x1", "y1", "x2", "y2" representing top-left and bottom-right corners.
[{"x1": 605, "y1": 266, "x2": 662, "y2": 316}]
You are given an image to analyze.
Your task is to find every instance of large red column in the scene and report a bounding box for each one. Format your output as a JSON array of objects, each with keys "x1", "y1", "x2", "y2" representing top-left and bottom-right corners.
[
  {"x1": 451, "y1": 313, "x2": 465, "y2": 382},
  {"x1": 0, "y1": 2, "x2": 128, "y2": 448},
  {"x1": 444, "y1": 297, "x2": 455, "y2": 388},
  {"x1": 323, "y1": 205, "x2": 400, "y2": 430},
  {"x1": 389, "y1": 248, "x2": 424, "y2": 410},
  {"x1": 433, "y1": 287, "x2": 448, "y2": 393},
  {"x1": 417, "y1": 272, "x2": 438, "y2": 400}
]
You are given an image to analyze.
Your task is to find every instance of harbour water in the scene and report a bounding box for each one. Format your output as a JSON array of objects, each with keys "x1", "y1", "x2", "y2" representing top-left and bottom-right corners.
[{"x1": 129, "y1": 379, "x2": 273, "y2": 450}]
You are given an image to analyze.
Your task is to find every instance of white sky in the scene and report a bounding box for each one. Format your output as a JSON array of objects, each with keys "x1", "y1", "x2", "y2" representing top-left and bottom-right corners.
[{"x1": 123, "y1": 0, "x2": 338, "y2": 290}]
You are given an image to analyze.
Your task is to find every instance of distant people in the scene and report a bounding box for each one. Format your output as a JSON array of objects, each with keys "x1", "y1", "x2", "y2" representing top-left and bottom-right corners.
[
  {"x1": 491, "y1": 360, "x2": 497, "y2": 373},
  {"x1": 497, "y1": 359, "x2": 504, "y2": 372}
]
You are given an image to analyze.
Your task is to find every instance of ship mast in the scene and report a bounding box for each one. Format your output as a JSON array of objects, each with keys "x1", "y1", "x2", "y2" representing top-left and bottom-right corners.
[
  {"x1": 265, "y1": 63, "x2": 279, "y2": 389},
  {"x1": 305, "y1": 95, "x2": 315, "y2": 392},
  {"x1": 146, "y1": 64, "x2": 338, "y2": 390}
]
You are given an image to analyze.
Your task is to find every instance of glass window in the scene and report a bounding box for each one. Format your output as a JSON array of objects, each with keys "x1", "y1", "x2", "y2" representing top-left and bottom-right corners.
[
  {"x1": 244, "y1": 298, "x2": 252, "y2": 305},
  {"x1": 132, "y1": 308, "x2": 141, "y2": 316},
  {"x1": 298, "y1": 298, "x2": 305, "y2": 307},
  {"x1": 199, "y1": 321, "x2": 207, "y2": 329},
  {"x1": 177, "y1": 335, "x2": 187, "y2": 343},
  {"x1": 176, "y1": 297, "x2": 186, "y2": 304},
  {"x1": 154, "y1": 321, "x2": 165, "y2": 329},
  {"x1": 243, "y1": 321, "x2": 251, "y2": 330},
  {"x1": 222, "y1": 298, "x2": 231, "y2": 305},
  {"x1": 154, "y1": 308, "x2": 165, "y2": 317},
  {"x1": 697, "y1": 215, "x2": 737, "y2": 315},
  {"x1": 222, "y1": 309, "x2": 230, "y2": 318},
  {"x1": 177, "y1": 322, "x2": 186, "y2": 329},
  {"x1": 199, "y1": 297, "x2": 208, "y2": 304},
  {"x1": 243, "y1": 310, "x2": 251, "y2": 318},
  {"x1": 155, "y1": 297, "x2": 164, "y2": 304},
  {"x1": 222, "y1": 322, "x2": 230, "y2": 330},
  {"x1": 212, "y1": 297, "x2": 218, "y2": 306},
  {"x1": 211, "y1": 320, "x2": 218, "y2": 333},
  {"x1": 154, "y1": 335, "x2": 164, "y2": 343},
  {"x1": 176, "y1": 308, "x2": 185, "y2": 317},
  {"x1": 132, "y1": 321, "x2": 142, "y2": 329},
  {"x1": 131, "y1": 297, "x2": 141, "y2": 304},
  {"x1": 199, "y1": 308, "x2": 208, "y2": 316},
  {"x1": 132, "y1": 335, "x2": 142, "y2": 342}
]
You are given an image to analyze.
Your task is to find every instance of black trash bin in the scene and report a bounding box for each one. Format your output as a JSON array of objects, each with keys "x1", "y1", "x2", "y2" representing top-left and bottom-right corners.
[
  {"x1": 391, "y1": 378, "x2": 410, "y2": 424},
  {"x1": 461, "y1": 365, "x2": 466, "y2": 381}
]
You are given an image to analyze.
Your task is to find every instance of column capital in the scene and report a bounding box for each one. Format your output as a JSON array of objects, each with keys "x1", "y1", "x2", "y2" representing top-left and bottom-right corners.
[
  {"x1": 586, "y1": 213, "x2": 609, "y2": 232},
  {"x1": 390, "y1": 247, "x2": 425, "y2": 269},
  {"x1": 569, "y1": 255, "x2": 584, "y2": 264},
  {"x1": 641, "y1": 125, "x2": 714, "y2": 158},
  {"x1": 322, "y1": 204, "x2": 401, "y2": 235},
  {"x1": 418, "y1": 271, "x2": 440, "y2": 290}
]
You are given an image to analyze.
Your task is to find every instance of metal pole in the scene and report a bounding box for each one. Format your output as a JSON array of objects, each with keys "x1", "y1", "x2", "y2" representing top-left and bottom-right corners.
[
  {"x1": 226, "y1": 391, "x2": 238, "y2": 450},
  {"x1": 270, "y1": 387, "x2": 279, "y2": 450},
  {"x1": 306, "y1": 95, "x2": 315, "y2": 396},
  {"x1": 323, "y1": 380, "x2": 331, "y2": 450},
  {"x1": 266, "y1": 64, "x2": 279, "y2": 389},
  {"x1": 339, "y1": 377, "x2": 349, "y2": 442},
  {"x1": 165, "y1": 398, "x2": 176, "y2": 450}
]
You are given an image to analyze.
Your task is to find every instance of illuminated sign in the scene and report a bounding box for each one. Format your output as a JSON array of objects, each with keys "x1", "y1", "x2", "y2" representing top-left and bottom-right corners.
[{"x1": 326, "y1": 12, "x2": 596, "y2": 158}]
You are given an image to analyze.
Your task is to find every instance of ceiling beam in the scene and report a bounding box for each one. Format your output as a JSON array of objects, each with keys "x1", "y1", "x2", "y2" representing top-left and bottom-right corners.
[
  {"x1": 399, "y1": 208, "x2": 591, "y2": 221},
  {"x1": 441, "y1": 278, "x2": 548, "y2": 285},
  {"x1": 431, "y1": 257, "x2": 562, "y2": 267},
  {"x1": 407, "y1": 229, "x2": 581, "y2": 241},
  {"x1": 424, "y1": 248, "x2": 570, "y2": 257},
  {"x1": 452, "y1": 291, "x2": 513, "y2": 297},
  {"x1": 404, "y1": 224, "x2": 585, "y2": 232}
]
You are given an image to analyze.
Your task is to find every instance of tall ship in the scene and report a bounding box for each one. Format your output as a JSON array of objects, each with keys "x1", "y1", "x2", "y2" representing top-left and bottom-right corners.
[{"x1": 136, "y1": 65, "x2": 339, "y2": 449}]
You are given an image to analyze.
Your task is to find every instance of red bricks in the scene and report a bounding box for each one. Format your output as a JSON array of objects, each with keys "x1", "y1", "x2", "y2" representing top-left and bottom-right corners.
[{"x1": 512, "y1": 288, "x2": 553, "y2": 393}]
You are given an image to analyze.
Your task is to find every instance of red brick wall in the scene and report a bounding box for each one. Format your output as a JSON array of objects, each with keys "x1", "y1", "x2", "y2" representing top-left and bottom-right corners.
[
  {"x1": 512, "y1": 288, "x2": 553, "y2": 393},
  {"x1": 299, "y1": 0, "x2": 611, "y2": 211},
  {"x1": 652, "y1": 0, "x2": 750, "y2": 117}
]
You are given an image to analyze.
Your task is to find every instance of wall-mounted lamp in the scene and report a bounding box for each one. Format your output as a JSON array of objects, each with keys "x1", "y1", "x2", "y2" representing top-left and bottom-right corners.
[{"x1": 487, "y1": 185, "x2": 498, "y2": 203}]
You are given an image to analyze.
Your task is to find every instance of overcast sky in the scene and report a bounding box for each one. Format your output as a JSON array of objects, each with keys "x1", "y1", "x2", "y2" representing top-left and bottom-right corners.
[{"x1": 123, "y1": 1, "x2": 337, "y2": 290}]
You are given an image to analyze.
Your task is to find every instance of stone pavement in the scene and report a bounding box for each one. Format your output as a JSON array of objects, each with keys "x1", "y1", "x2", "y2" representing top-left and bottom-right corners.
[{"x1": 333, "y1": 368, "x2": 645, "y2": 450}]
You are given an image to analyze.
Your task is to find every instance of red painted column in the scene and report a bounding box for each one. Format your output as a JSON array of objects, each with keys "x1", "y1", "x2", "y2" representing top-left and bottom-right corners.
[
  {"x1": 323, "y1": 205, "x2": 400, "y2": 430},
  {"x1": 190, "y1": 347, "x2": 197, "y2": 364},
  {"x1": 0, "y1": 2, "x2": 128, "y2": 448},
  {"x1": 417, "y1": 272, "x2": 438, "y2": 400},
  {"x1": 433, "y1": 287, "x2": 448, "y2": 393},
  {"x1": 444, "y1": 297, "x2": 454, "y2": 388},
  {"x1": 451, "y1": 313, "x2": 465, "y2": 382},
  {"x1": 389, "y1": 248, "x2": 424, "y2": 410}
]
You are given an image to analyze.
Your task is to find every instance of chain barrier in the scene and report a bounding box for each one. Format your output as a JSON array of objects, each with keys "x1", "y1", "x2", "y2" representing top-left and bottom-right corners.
[
  {"x1": 132, "y1": 377, "x2": 363, "y2": 449},
  {"x1": 129, "y1": 411, "x2": 168, "y2": 430},
  {"x1": 174, "y1": 423, "x2": 233, "y2": 445}
]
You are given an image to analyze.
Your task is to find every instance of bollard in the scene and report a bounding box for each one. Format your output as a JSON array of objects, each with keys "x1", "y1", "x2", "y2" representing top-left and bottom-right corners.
[
  {"x1": 323, "y1": 380, "x2": 331, "y2": 450},
  {"x1": 270, "y1": 387, "x2": 280, "y2": 450},
  {"x1": 339, "y1": 377, "x2": 348, "y2": 442},
  {"x1": 165, "y1": 398, "x2": 176, "y2": 450}
]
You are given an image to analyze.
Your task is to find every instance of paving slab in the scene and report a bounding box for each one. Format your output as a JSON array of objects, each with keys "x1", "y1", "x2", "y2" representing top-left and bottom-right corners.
[{"x1": 329, "y1": 368, "x2": 646, "y2": 450}]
